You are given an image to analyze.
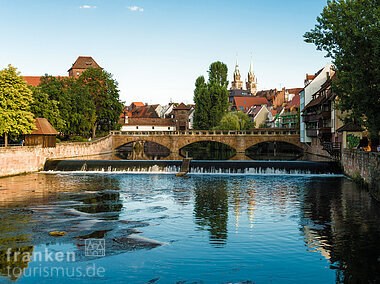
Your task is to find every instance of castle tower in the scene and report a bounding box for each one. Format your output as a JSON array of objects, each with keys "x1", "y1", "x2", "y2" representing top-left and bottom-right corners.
[
  {"x1": 246, "y1": 57, "x2": 257, "y2": 95},
  {"x1": 231, "y1": 56, "x2": 243, "y2": 90}
]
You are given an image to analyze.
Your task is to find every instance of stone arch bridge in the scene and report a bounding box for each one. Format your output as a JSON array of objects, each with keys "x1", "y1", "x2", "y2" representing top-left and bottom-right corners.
[{"x1": 111, "y1": 129, "x2": 304, "y2": 159}]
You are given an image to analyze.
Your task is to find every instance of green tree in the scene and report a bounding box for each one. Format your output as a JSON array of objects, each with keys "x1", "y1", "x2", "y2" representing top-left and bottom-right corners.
[
  {"x1": 215, "y1": 111, "x2": 254, "y2": 131},
  {"x1": 193, "y1": 62, "x2": 229, "y2": 129},
  {"x1": 29, "y1": 85, "x2": 65, "y2": 132},
  {"x1": 38, "y1": 75, "x2": 96, "y2": 137},
  {"x1": 193, "y1": 76, "x2": 211, "y2": 130},
  {"x1": 77, "y1": 68, "x2": 124, "y2": 137},
  {"x1": 208, "y1": 61, "x2": 228, "y2": 89},
  {"x1": 304, "y1": 0, "x2": 380, "y2": 146},
  {"x1": 0, "y1": 65, "x2": 35, "y2": 146}
]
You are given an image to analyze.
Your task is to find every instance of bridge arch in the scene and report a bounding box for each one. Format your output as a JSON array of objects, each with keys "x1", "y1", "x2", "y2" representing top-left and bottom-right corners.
[
  {"x1": 244, "y1": 138, "x2": 304, "y2": 152},
  {"x1": 111, "y1": 130, "x2": 304, "y2": 156},
  {"x1": 176, "y1": 136, "x2": 237, "y2": 153},
  {"x1": 179, "y1": 140, "x2": 237, "y2": 160}
]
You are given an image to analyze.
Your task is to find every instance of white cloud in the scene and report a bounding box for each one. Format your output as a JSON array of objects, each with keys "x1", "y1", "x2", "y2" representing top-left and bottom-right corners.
[
  {"x1": 128, "y1": 6, "x2": 144, "y2": 12},
  {"x1": 80, "y1": 5, "x2": 96, "y2": 9}
]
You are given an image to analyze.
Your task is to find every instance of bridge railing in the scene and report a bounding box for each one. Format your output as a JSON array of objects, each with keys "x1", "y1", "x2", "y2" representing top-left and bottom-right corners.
[{"x1": 111, "y1": 128, "x2": 299, "y2": 136}]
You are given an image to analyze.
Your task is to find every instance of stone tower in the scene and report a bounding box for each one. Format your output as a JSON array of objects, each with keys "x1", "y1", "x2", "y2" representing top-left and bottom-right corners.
[
  {"x1": 231, "y1": 56, "x2": 243, "y2": 90},
  {"x1": 68, "y1": 56, "x2": 102, "y2": 78},
  {"x1": 246, "y1": 57, "x2": 257, "y2": 95}
]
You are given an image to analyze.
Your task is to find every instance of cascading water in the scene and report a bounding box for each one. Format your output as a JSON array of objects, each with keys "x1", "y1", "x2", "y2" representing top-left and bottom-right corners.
[{"x1": 43, "y1": 160, "x2": 343, "y2": 176}]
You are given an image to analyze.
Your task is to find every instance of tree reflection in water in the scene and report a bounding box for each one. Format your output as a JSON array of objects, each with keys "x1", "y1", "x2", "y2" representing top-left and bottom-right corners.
[
  {"x1": 300, "y1": 178, "x2": 380, "y2": 283},
  {"x1": 193, "y1": 179, "x2": 229, "y2": 246}
]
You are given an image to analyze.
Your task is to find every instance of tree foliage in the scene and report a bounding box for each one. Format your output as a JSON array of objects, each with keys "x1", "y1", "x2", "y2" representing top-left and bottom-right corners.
[
  {"x1": 215, "y1": 111, "x2": 255, "y2": 131},
  {"x1": 304, "y1": 0, "x2": 380, "y2": 142},
  {"x1": 37, "y1": 75, "x2": 96, "y2": 137},
  {"x1": 0, "y1": 65, "x2": 35, "y2": 145},
  {"x1": 193, "y1": 76, "x2": 210, "y2": 130},
  {"x1": 193, "y1": 62, "x2": 229, "y2": 130},
  {"x1": 77, "y1": 68, "x2": 124, "y2": 137},
  {"x1": 29, "y1": 85, "x2": 65, "y2": 132}
]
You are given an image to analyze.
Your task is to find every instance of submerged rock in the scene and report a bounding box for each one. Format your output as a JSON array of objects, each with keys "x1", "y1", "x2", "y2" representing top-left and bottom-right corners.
[
  {"x1": 119, "y1": 220, "x2": 151, "y2": 228},
  {"x1": 113, "y1": 234, "x2": 165, "y2": 250},
  {"x1": 49, "y1": 231, "x2": 66, "y2": 236}
]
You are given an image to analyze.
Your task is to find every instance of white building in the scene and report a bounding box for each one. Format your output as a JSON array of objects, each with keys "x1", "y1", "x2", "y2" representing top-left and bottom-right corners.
[
  {"x1": 121, "y1": 118, "x2": 175, "y2": 132},
  {"x1": 300, "y1": 64, "x2": 335, "y2": 143}
]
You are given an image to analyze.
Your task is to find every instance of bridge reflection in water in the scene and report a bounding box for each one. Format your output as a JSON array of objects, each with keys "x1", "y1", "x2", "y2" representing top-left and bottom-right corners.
[{"x1": 112, "y1": 129, "x2": 304, "y2": 161}]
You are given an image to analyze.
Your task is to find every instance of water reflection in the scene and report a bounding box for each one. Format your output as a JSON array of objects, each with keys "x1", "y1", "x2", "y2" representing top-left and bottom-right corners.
[
  {"x1": 193, "y1": 179, "x2": 229, "y2": 246},
  {"x1": 300, "y1": 178, "x2": 380, "y2": 283},
  {"x1": 246, "y1": 141, "x2": 303, "y2": 160},
  {"x1": 0, "y1": 173, "x2": 379, "y2": 282},
  {"x1": 116, "y1": 141, "x2": 170, "y2": 160}
]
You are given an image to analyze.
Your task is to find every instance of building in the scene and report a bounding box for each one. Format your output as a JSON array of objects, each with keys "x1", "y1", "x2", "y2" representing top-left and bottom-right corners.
[
  {"x1": 300, "y1": 64, "x2": 335, "y2": 143},
  {"x1": 120, "y1": 118, "x2": 175, "y2": 131},
  {"x1": 25, "y1": 118, "x2": 59, "y2": 148},
  {"x1": 230, "y1": 56, "x2": 257, "y2": 95},
  {"x1": 232, "y1": 96, "x2": 268, "y2": 112},
  {"x1": 273, "y1": 95, "x2": 300, "y2": 128},
  {"x1": 301, "y1": 74, "x2": 345, "y2": 158},
  {"x1": 245, "y1": 58, "x2": 258, "y2": 95},
  {"x1": 247, "y1": 105, "x2": 270, "y2": 127},
  {"x1": 23, "y1": 56, "x2": 101, "y2": 87},
  {"x1": 231, "y1": 57, "x2": 243, "y2": 90},
  {"x1": 173, "y1": 103, "x2": 191, "y2": 131},
  {"x1": 68, "y1": 56, "x2": 102, "y2": 78}
]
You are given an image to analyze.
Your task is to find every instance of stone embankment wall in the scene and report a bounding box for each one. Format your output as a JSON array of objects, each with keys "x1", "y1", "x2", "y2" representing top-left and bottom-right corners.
[
  {"x1": 342, "y1": 149, "x2": 380, "y2": 200},
  {"x1": 0, "y1": 135, "x2": 112, "y2": 177}
]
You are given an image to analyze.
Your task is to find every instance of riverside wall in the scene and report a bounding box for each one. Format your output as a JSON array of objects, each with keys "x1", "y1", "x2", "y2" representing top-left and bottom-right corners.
[
  {"x1": 0, "y1": 135, "x2": 113, "y2": 177},
  {"x1": 341, "y1": 149, "x2": 380, "y2": 200}
]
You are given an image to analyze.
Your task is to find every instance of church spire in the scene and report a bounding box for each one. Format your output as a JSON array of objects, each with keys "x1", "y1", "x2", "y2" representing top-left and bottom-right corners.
[
  {"x1": 248, "y1": 56, "x2": 254, "y2": 75},
  {"x1": 246, "y1": 54, "x2": 257, "y2": 95},
  {"x1": 231, "y1": 53, "x2": 243, "y2": 90},
  {"x1": 234, "y1": 53, "x2": 240, "y2": 76}
]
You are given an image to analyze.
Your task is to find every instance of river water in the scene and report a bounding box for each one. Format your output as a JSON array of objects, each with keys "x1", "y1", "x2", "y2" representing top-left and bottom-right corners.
[{"x1": 0, "y1": 168, "x2": 379, "y2": 283}]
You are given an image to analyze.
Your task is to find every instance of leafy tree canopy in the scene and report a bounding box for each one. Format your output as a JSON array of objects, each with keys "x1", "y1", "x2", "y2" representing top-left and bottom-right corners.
[
  {"x1": 29, "y1": 85, "x2": 65, "y2": 132},
  {"x1": 304, "y1": 0, "x2": 380, "y2": 142},
  {"x1": 0, "y1": 65, "x2": 35, "y2": 145},
  {"x1": 215, "y1": 111, "x2": 255, "y2": 131},
  {"x1": 193, "y1": 62, "x2": 229, "y2": 130},
  {"x1": 77, "y1": 68, "x2": 124, "y2": 137}
]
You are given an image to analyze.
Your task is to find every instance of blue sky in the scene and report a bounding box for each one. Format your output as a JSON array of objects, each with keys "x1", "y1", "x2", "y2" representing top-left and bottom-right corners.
[{"x1": 0, "y1": 0, "x2": 329, "y2": 105}]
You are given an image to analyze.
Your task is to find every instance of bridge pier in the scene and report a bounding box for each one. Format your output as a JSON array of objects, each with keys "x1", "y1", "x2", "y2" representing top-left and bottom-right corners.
[{"x1": 236, "y1": 136, "x2": 247, "y2": 154}]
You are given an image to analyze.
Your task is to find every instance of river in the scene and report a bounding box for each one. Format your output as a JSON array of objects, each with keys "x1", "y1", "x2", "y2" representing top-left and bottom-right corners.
[{"x1": 0, "y1": 163, "x2": 379, "y2": 283}]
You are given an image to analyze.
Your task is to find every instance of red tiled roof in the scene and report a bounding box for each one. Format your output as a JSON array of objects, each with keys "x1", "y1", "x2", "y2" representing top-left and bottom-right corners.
[
  {"x1": 234, "y1": 96, "x2": 268, "y2": 111},
  {"x1": 23, "y1": 76, "x2": 68, "y2": 87},
  {"x1": 286, "y1": 88, "x2": 303, "y2": 96},
  {"x1": 285, "y1": 95, "x2": 300, "y2": 109},
  {"x1": 174, "y1": 102, "x2": 191, "y2": 110},
  {"x1": 132, "y1": 102, "x2": 145, "y2": 107},
  {"x1": 125, "y1": 118, "x2": 175, "y2": 126},
  {"x1": 30, "y1": 118, "x2": 59, "y2": 135},
  {"x1": 270, "y1": 109, "x2": 278, "y2": 116},
  {"x1": 68, "y1": 56, "x2": 101, "y2": 71}
]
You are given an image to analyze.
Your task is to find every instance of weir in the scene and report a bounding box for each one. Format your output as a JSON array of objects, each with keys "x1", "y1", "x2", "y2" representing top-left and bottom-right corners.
[{"x1": 43, "y1": 160, "x2": 342, "y2": 175}]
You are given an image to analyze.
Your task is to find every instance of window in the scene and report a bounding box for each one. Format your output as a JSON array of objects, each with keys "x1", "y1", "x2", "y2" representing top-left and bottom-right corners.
[
  {"x1": 239, "y1": 106, "x2": 244, "y2": 110},
  {"x1": 76, "y1": 71, "x2": 80, "y2": 76}
]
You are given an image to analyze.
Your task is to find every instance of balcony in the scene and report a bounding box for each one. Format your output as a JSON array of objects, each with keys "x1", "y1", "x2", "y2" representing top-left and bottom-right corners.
[
  {"x1": 318, "y1": 127, "x2": 331, "y2": 134},
  {"x1": 303, "y1": 113, "x2": 319, "y2": 123},
  {"x1": 306, "y1": 129, "x2": 317, "y2": 137},
  {"x1": 321, "y1": 110, "x2": 331, "y2": 119}
]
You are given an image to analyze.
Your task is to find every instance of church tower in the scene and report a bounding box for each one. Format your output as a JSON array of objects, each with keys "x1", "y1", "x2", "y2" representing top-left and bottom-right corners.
[
  {"x1": 246, "y1": 57, "x2": 257, "y2": 95},
  {"x1": 231, "y1": 56, "x2": 243, "y2": 90}
]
